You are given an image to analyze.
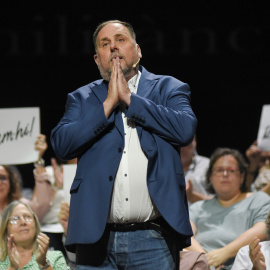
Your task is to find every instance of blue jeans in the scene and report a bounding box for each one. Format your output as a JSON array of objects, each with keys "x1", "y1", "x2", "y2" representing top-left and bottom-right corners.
[{"x1": 75, "y1": 229, "x2": 177, "y2": 270}]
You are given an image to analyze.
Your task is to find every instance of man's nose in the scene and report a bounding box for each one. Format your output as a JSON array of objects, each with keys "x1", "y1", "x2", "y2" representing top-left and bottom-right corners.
[
  {"x1": 110, "y1": 42, "x2": 119, "y2": 52},
  {"x1": 223, "y1": 169, "x2": 228, "y2": 176}
]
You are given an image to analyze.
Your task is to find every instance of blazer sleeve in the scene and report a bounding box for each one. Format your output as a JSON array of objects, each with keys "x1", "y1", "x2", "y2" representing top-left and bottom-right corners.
[
  {"x1": 50, "y1": 90, "x2": 115, "y2": 160},
  {"x1": 126, "y1": 79, "x2": 197, "y2": 146}
]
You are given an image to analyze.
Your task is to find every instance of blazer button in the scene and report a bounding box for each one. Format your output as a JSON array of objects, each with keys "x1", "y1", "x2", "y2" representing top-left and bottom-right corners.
[
  {"x1": 109, "y1": 176, "x2": 113, "y2": 181},
  {"x1": 118, "y1": 147, "x2": 122, "y2": 152}
]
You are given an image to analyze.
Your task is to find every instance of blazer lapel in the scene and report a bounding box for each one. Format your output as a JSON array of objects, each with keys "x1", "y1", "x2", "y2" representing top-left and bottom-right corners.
[
  {"x1": 136, "y1": 67, "x2": 158, "y2": 139},
  {"x1": 91, "y1": 81, "x2": 108, "y2": 104}
]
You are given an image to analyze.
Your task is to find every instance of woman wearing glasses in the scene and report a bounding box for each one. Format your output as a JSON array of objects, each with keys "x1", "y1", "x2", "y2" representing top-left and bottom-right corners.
[
  {"x1": 0, "y1": 165, "x2": 21, "y2": 219},
  {"x1": 0, "y1": 201, "x2": 68, "y2": 269},
  {"x1": 186, "y1": 148, "x2": 270, "y2": 270}
]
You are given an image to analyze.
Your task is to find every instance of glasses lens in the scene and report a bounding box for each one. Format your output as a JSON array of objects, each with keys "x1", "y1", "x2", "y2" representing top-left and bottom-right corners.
[
  {"x1": 0, "y1": 175, "x2": 8, "y2": 179},
  {"x1": 24, "y1": 215, "x2": 33, "y2": 222},
  {"x1": 9, "y1": 215, "x2": 33, "y2": 224},
  {"x1": 10, "y1": 216, "x2": 19, "y2": 224}
]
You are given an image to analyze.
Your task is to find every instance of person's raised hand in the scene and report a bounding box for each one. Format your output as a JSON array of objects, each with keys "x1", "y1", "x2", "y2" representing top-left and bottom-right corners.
[
  {"x1": 7, "y1": 234, "x2": 20, "y2": 269},
  {"x1": 246, "y1": 141, "x2": 261, "y2": 171},
  {"x1": 51, "y1": 158, "x2": 63, "y2": 189},
  {"x1": 36, "y1": 232, "x2": 50, "y2": 267},
  {"x1": 35, "y1": 134, "x2": 48, "y2": 160},
  {"x1": 116, "y1": 57, "x2": 131, "y2": 107},
  {"x1": 103, "y1": 57, "x2": 120, "y2": 118},
  {"x1": 249, "y1": 237, "x2": 266, "y2": 270}
]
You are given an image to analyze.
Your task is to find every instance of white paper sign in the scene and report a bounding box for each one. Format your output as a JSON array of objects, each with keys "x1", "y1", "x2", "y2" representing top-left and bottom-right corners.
[
  {"x1": 0, "y1": 107, "x2": 40, "y2": 165},
  {"x1": 63, "y1": 164, "x2": 77, "y2": 203},
  {"x1": 257, "y1": 104, "x2": 270, "y2": 151}
]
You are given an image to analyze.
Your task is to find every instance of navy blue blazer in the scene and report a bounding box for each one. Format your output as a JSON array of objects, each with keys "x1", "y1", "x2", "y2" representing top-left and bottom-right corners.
[{"x1": 51, "y1": 66, "x2": 197, "y2": 252}]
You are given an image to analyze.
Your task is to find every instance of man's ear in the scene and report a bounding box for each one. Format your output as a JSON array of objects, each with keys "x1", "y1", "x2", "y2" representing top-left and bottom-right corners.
[
  {"x1": 94, "y1": 54, "x2": 99, "y2": 65},
  {"x1": 136, "y1": 44, "x2": 142, "y2": 59}
]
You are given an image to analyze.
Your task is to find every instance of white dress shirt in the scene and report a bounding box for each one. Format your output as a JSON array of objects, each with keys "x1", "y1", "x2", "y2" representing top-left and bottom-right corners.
[{"x1": 108, "y1": 71, "x2": 160, "y2": 223}]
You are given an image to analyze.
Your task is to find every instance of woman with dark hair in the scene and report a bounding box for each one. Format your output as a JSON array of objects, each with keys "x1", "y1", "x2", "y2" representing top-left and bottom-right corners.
[
  {"x1": 187, "y1": 148, "x2": 270, "y2": 269},
  {"x1": 0, "y1": 165, "x2": 21, "y2": 215},
  {"x1": 0, "y1": 201, "x2": 68, "y2": 269}
]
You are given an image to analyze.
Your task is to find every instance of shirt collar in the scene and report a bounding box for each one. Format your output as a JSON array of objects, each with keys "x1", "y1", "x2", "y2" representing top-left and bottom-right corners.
[{"x1": 128, "y1": 71, "x2": 141, "y2": 93}]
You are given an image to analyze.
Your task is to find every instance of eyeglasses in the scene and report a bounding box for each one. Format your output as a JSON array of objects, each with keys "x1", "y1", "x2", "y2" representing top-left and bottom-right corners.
[
  {"x1": 212, "y1": 168, "x2": 239, "y2": 176},
  {"x1": 9, "y1": 214, "x2": 34, "y2": 225},
  {"x1": 0, "y1": 175, "x2": 9, "y2": 185}
]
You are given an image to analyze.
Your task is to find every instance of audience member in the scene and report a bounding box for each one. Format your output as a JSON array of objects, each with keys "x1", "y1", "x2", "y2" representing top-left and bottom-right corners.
[
  {"x1": 187, "y1": 147, "x2": 270, "y2": 269},
  {"x1": 0, "y1": 200, "x2": 68, "y2": 269},
  {"x1": 232, "y1": 211, "x2": 270, "y2": 270},
  {"x1": 181, "y1": 136, "x2": 212, "y2": 204},
  {"x1": 23, "y1": 134, "x2": 69, "y2": 256},
  {"x1": 9, "y1": 165, "x2": 33, "y2": 200},
  {"x1": 0, "y1": 165, "x2": 21, "y2": 221},
  {"x1": 58, "y1": 201, "x2": 76, "y2": 269},
  {"x1": 245, "y1": 140, "x2": 270, "y2": 194}
]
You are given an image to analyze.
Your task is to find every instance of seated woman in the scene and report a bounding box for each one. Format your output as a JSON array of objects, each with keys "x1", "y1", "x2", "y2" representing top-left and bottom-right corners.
[
  {"x1": 0, "y1": 200, "x2": 68, "y2": 269},
  {"x1": 187, "y1": 148, "x2": 270, "y2": 269},
  {"x1": 231, "y1": 211, "x2": 270, "y2": 270},
  {"x1": 0, "y1": 165, "x2": 21, "y2": 221}
]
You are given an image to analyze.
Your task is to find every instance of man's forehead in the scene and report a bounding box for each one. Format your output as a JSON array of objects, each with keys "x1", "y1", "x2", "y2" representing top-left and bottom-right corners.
[{"x1": 97, "y1": 23, "x2": 130, "y2": 39}]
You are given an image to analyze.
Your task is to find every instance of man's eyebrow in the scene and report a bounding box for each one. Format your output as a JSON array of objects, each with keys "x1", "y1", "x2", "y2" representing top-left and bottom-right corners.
[
  {"x1": 98, "y1": 33, "x2": 130, "y2": 45},
  {"x1": 99, "y1": 37, "x2": 110, "y2": 43}
]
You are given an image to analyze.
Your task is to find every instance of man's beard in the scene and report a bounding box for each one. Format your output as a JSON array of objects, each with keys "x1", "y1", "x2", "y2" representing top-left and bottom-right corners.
[{"x1": 97, "y1": 62, "x2": 131, "y2": 82}]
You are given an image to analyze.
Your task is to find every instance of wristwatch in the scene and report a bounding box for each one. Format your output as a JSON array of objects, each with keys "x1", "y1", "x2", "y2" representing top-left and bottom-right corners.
[
  {"x1": 39, "y1": 258, "x2": 50, "y2": 269},
  {"x1": 34, "y1": 158, "x2": 45, "y2": 168}
]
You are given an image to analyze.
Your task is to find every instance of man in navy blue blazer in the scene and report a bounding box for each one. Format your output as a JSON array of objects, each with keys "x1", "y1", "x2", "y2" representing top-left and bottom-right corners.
[{"x1": 51, "y1": 19, "x2": 197, "y2": 270}]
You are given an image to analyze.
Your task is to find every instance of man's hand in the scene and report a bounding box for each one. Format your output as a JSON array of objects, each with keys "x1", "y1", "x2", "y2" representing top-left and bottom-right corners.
[
  {"x1": 103, "y1": 57, "x2": 131, "y2": 117},
  {"x1": 116, "y1": 57, "x2": 131, "y2": 107},
  {"x1": 103, "y1": 57, "x2": 120, "y2": 118}
]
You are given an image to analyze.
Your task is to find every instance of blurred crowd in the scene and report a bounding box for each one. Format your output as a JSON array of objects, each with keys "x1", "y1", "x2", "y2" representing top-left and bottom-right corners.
[{"x1": 0, "y1": 134, "x2": 269, "y2": 269}]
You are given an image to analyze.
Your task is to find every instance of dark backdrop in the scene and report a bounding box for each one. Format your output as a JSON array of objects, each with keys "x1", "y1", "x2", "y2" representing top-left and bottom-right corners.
[{"x1": 1, "y1": 5, "x2": 270, "y2": 188}]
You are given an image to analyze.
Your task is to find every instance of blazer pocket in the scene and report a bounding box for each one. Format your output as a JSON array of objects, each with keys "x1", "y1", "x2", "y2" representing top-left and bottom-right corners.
[{"x1": 70, "y1": 178, "x2": 83, "y2": 194}]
